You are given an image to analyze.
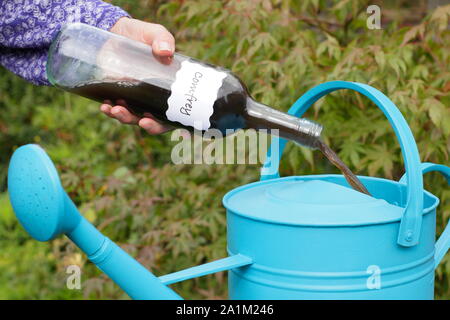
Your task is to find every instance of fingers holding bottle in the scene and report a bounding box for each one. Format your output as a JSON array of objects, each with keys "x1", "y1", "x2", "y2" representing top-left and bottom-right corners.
[
  {"x1": 100, "y1": 101, "x2": 172, "y2": 134},
  {"x1": 104, "y1": 18, "x2": 176, "y2": 131},
  {"x1": 110, "y1": 17, "x2": 175, "y2": 62}
]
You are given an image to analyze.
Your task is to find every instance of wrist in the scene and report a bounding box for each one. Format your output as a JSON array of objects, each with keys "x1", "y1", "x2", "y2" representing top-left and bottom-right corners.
[{"x1": 110, "y1": 16, "x2": 131, "y2": 33}]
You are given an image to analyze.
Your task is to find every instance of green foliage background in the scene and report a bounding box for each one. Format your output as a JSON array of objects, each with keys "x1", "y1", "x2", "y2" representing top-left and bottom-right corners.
[{"x1": 0, "y1": 0, "x2": 449, "y2": 299}]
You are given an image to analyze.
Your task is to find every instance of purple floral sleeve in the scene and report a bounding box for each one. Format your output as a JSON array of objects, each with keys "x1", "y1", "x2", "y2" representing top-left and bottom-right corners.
[{"x1": 0, "y1": 0, "x2": 130, "y2": 85}]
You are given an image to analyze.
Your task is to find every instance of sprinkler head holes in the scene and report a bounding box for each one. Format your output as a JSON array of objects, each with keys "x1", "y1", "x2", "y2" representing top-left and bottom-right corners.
[{"x1": 8, "y1": 144, "x2": 79, "y2": 241}]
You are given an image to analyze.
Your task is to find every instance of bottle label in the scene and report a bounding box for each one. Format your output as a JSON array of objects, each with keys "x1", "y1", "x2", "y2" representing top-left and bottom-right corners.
[{"x1": 166, "y1": 60, "x2": 227, "y2": 130}]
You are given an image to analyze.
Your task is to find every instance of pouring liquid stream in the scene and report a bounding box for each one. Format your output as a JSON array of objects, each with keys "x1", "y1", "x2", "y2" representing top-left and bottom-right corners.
[{"x1": 314, "y1": 139, "x2": 371, "y2": 196}]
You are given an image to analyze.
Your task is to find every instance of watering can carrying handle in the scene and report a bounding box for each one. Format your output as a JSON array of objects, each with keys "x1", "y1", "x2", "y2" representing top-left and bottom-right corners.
[
  {"x1": 260, "y1": 81, "x2": 424, "y2": 247},
  {"x1": 400, "y1": 163, "x2": 450, "y2": 267}
]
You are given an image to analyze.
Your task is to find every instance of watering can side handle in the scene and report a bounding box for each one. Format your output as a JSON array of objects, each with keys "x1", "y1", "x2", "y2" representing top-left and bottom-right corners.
[
  {"x1": 403, "y1": 163, "x2": 450, "y2": 267},
  {"x1": 261, "y1": 81, "x2": 424, "y2": 247},
  {"x1": 399, "y1": 162, "x2": 450, "y2": 184},
  {"x1": 436, "y1": 223, "x2": 450, "y2": 269}
]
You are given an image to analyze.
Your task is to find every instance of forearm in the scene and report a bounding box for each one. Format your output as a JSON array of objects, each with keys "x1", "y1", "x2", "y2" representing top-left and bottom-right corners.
[{"x1": 0, "y1": 0, "x2": 129, "y2": 85}]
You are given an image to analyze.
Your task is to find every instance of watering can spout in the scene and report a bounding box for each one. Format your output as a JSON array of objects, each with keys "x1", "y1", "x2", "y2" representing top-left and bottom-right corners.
[
  {"x1": 159, "y1": 254, "x2": 253, "y2": 285},
  {"x1": 8, "y1": 144, "x2": 182, "y2": 300}
]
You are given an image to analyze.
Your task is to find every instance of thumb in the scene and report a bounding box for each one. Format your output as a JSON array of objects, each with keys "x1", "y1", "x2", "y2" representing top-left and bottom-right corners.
[
  {"x1": 111, "y1": 18, "x2": 175, "y2": 57},
  {"x1": 141, "y1": 22, "x2": 175, "y2": 57}
]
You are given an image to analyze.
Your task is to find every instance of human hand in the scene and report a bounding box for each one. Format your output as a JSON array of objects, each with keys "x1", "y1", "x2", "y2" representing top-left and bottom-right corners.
[{"x1": 101, "y1": 17, "x2": 174, "y2": 135}]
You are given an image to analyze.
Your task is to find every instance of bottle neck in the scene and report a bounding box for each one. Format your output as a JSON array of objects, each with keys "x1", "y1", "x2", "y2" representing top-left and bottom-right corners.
[{"x1": 245, "y1": 98, "x2": 323, "y2": 149}]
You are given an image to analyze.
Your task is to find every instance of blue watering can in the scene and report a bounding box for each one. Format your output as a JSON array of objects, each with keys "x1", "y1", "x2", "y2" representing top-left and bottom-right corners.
[{"x1": 7, "y1": 81, "x2": 450, "y2": 299}]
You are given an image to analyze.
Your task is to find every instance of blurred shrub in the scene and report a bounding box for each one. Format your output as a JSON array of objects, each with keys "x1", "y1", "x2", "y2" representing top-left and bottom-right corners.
[{"x1": 0, "y1": 0, "x2": 449, "y2": 299}]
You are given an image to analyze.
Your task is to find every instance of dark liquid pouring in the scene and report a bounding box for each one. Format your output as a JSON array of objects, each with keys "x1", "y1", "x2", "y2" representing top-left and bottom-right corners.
[{"x1": 315, "y1": 139, "x2": 371, "y2": 196}]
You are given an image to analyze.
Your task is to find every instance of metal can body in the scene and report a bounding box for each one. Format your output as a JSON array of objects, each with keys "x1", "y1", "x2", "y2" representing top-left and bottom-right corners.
[{"x1": 224, "y1": 175, "x2": 440, "y2": 300}]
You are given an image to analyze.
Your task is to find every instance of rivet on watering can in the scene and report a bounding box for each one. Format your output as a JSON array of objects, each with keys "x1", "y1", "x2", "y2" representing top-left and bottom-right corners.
[{"x1": 405, "y1": 230, "x2": 413, "y2": 242}]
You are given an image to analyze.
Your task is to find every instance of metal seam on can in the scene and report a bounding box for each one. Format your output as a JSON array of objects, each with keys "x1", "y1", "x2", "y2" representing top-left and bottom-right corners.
[
  {"x1": 229, "y1": 251, "x2": 435, "y2": 278},
  {"x1": 228, "y1": 250, "x2": 435, "y2": 292},
  {"x1": 230, "y1": 262, "x2": 434, "y2": 292}
]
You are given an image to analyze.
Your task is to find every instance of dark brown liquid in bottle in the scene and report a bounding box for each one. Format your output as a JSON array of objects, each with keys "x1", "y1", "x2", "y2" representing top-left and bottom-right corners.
[
  {"x1": 69, "y1": 77, "x2": 249, "y2": 134},
  {"x1": 315, "y1": 139, "x2": 371, "y2": 195},
  {"x1": 70, "y1": 80, "x2": 172, "y2": 123}
]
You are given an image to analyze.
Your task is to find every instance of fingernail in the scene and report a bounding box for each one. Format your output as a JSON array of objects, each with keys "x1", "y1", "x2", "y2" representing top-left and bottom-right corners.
[
  {"x1": 140, "y1": 120, "x2": 153, "y2": 130},
  {"x1": 111, "y1": 108, "x2": 124, "y2": 120},
  {"x1": 141, "y1": 123, "x2": 152, "y2": 130},
  {"x1": 158, "y1": 41, "x2": 172, "y2": 53}
]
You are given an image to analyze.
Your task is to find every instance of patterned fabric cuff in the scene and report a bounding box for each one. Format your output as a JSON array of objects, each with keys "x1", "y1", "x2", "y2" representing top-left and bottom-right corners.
[{"x1": 0, "y1": 1, "x2": 131, "y2": 86}]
